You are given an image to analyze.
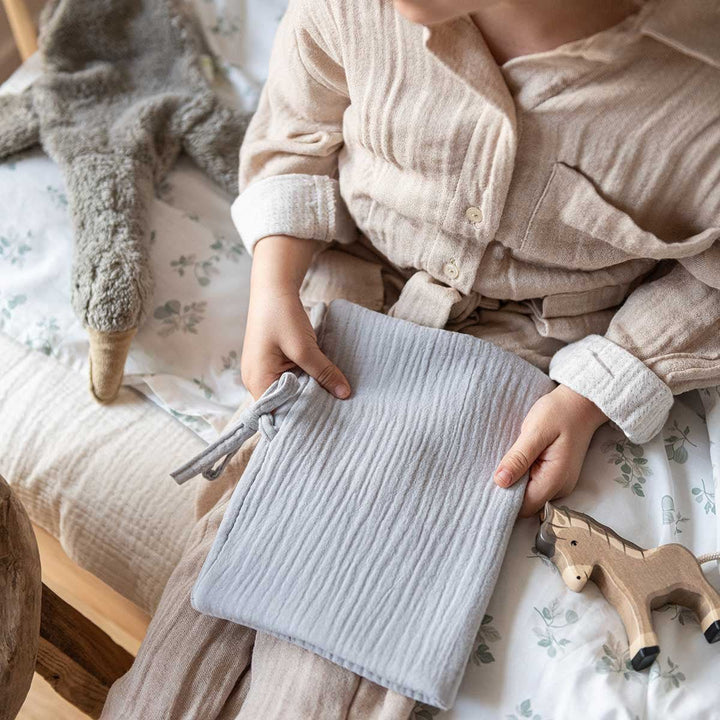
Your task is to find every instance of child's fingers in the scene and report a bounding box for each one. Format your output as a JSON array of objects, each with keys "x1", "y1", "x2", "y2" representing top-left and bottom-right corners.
[
  {"x1": 518, "y1": 467, "x2": 565, "y2": 518},
  {"x1": 518, "y1": 442, "x2": 581, "y2": 518},
  {"x1": 494, "y1": 426, "x2": 551, "y2": 488},
  {"x1": 296, "y1": 344, "x2": 351, "y2": 399}
]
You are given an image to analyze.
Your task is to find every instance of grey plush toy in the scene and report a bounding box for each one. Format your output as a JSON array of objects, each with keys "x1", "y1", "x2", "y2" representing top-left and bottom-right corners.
[{"x1": 0, "y1": 0, "x2": 250, "y2": 401}]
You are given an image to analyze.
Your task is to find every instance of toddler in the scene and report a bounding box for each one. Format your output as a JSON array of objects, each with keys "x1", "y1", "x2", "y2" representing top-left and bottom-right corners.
[{"x1": 236, "y1": 0, "x2": 720, "y2": 517}]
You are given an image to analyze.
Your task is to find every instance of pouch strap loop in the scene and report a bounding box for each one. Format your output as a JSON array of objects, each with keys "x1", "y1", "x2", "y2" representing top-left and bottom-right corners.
[{"x1": 170, "y1": 372, "x2": 301, "y2": 485}]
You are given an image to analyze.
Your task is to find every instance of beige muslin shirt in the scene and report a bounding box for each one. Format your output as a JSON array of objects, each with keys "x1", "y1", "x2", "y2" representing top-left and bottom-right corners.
[{"x1": 232, "y1": 0, "x2": 720, "y2": 443}]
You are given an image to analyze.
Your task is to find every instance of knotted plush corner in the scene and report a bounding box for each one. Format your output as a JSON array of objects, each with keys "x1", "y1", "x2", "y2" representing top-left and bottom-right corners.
[{"x1": 0, "y1": 0, "x2": 251, "y2": 401}]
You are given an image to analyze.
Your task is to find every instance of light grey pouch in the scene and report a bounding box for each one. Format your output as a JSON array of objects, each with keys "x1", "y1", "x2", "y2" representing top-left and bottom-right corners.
[{"x1": 174, "y1": 299, "x2": 555, "y2": 710}]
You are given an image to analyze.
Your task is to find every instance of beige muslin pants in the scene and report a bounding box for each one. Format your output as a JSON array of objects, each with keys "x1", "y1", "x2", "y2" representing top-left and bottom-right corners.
[{"x1": 100, "y1": 428, "x2": 416, "y2": 720}]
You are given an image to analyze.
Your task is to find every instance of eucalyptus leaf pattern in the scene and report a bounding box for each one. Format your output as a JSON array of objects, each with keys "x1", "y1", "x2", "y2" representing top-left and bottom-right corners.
[
  {"x1": 193, "y1": 377, "x2": 214, "y2": 399},
  {"x1": 211, "y1": 235, "x2": 245, "y2": 262},
  {"x1": 595, "y1": 634, "x2": 643, "y2": 682},
  {"x1": 657, "y1": 604, "x2": 699, "y2": 627},
  {"x1": 471, "y1": 614, "x2": 501, "y2": 665},
  {"x1": 24, "y1": 317, "x2": 61, "y2": 356},
  {"x1": 602, "y1": 437, "x2": 650, "y2": 497},
  {"x1": 664, "y1": 419, "x2": 696, "y2": 464},
  {"x1": 649, "y1": 657, "x2": 686, "y2": 690},
  {"x1": 0, "y1": 230, "x2": 32, "y2": 266},
  {"x1": 221, "y1": 349, "x2": 243, "y2": 384},
  {"x1": 691, "y1": 479, "x2": 716, "y2": 515},
  {"x1": 660, "y1": 495, "x2": 689, "y2": 536},
  {"x1": 46, "y1": 185, "x2": 68, "y2": 208},
  {"x1": 0, "y1": 293, "x2": 27, "y2": 329},
  {"x1": 532, "y1": 599, "x2": 578, "y2": 657},
  {"x1": 506, "y1": 698, "x2": 546, "y2": 720},
  {"x1": 170, "y1": 253, "x2": 221, "y2": 286},
  {"x1": 153, "y1": 300, "x2": 206, "y2": 336}
]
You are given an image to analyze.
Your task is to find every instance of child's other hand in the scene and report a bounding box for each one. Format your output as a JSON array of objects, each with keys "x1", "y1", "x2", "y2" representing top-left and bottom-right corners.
[
  {"x1": 494, "y1": 384, "x2": 608, "y2": 518},
  {"x1": 241, "y1": 235, "x2": 351, "y2": 401}
]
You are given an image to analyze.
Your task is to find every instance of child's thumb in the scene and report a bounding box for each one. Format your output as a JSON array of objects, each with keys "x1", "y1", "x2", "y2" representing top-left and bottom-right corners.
[{"x1": 297, "y1": 345, "x2": 351, "y2": 399}]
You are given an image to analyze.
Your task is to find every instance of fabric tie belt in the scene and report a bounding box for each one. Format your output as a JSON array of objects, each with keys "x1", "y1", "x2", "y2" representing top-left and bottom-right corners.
[{"x1": 170, "y1": 372, "x2": 301, "y2": 485}]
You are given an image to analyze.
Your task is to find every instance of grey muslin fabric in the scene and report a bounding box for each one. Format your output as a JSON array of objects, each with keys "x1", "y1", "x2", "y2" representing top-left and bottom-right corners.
[{"x1": 190, "y1": 300, "x2": 555, "y2": 709}]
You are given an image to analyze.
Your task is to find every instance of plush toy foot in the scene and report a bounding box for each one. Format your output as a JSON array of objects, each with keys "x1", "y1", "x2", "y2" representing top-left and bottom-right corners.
[
  {"x1": 704, "y1": 620, "x2": 720, "y2": 644},
  {"x1": 87, "y1": 327, "x2": 137, "y2": 403},
  {"x1": 631, "y1": 645, "x2": 660, "y2": 671}
]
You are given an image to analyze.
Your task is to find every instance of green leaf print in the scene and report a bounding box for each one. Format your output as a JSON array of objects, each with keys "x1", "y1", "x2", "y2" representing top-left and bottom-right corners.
[
  {"x1": 471, "y1": 614, "x2": 501, "y2": 665},
  {"x1": 506, "y1": 698, "x2": 545, "y2": 720},
  {"x1": 170, "y1": 253, "x2": 220, "y2": 287},
  {"x1": 660, "y1": 495, "x2": 689, "y2": 536},
  {"x1": 220, "y1": 350, "x2": 243, "y2": 385},
  {"x1": 658, "y1": 604, "x2": 699, "y2": 626},
  {"x1": 153, "y1": 300, "x2": 206, "y2": 336},
  {"x1": 602, "y1": 437, "x2": 651, "y2": 498},
  {"x1": 649, "y1": 656, "x2": 686, "y2": 690},
  {"x1": 691, "y1": 479, "x2": 716, "y2": 515},
  {"x1": 595, "y1": 634, "x2": 644, "y2": 682},
  {"x1": 664, "y1": 420, "x2": 696, "y2": 464},
  {"x1": 0, "y1": 293, "x2": 27, "y2": 329},
  {"x1": 210, "y1": 235, "x2": 245, "y2": 262},
  {"x1": 24, "y1": 317, "x2": 60, "y2": 356},
  {"x1": 193, "y1": 377, "x2": 214, "y2": 399},
  {"x1": 411, "y1": 702, "x2": 441, "y2": 719},
  {"x1": 532, "y1": 600, "x2": 578, "y2": 657},
  {"x1": 0, "y1": 230, "x2": 32, "y2": 266},
  {"x1": 46, "y1": 185, "x2": 68, "y2": 208}
]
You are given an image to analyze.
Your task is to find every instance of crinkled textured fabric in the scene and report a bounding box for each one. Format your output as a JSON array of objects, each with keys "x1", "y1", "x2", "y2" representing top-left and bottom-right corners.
[
  {"x1": 0, "y1": 332, "x2": 199, "y2": 613},
  {"x1": 191, "y1": 300, "x2": 556, "y2": 709}
]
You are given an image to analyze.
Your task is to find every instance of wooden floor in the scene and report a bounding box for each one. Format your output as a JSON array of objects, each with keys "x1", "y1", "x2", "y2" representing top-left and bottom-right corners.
[{"x1": 17, "y1": 525, "x2": 151, "y2": 719}]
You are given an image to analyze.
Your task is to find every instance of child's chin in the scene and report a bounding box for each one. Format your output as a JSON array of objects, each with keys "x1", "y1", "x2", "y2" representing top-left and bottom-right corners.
[{"x1": 392, "y1": 1, "x2": 457, "y2": 26}]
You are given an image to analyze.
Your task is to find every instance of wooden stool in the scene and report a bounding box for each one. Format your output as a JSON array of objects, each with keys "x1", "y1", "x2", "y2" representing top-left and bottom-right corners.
[{"x1": 0, "y1": 475, "x2": 135, "y2": 719}]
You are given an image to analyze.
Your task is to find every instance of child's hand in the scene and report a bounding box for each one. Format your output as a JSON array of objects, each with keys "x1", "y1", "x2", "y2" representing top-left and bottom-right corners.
[
  {"x1": 494, "y1": 384, "x2": 608, "y2": 518},
  {"x1": 241, "y1": 235, "x2": 351, "y2": 401}
]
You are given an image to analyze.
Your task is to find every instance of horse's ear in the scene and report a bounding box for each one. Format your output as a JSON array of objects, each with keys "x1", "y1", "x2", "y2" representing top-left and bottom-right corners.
[{"x1": 540, "y1": 501, "x2": 555, "y2": 522}]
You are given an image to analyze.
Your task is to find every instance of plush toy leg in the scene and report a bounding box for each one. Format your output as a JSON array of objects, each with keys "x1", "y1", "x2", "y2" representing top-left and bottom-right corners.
[{"x1": 87, "y1": 327, "x2": 137, "y2": 403}]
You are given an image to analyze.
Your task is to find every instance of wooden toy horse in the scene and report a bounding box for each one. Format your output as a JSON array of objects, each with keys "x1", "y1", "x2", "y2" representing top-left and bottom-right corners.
[{"x1": 536, "y1": 502, "x2": 720, "y2": 671}]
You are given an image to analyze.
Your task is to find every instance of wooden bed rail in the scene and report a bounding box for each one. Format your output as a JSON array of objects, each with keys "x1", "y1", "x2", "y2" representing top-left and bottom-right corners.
[{"x1": 2, "y1": 0, "x2": 38, "y2": 61}]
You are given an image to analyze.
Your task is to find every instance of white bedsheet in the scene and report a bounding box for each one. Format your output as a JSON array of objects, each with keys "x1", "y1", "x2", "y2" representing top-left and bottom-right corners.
[{"x1": 1, "y1": 4, "x2": 719, "y2": 718}]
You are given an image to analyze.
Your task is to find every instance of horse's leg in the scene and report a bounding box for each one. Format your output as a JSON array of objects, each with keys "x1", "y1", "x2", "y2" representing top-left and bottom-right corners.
[
  {"x1": 623, "y1": 599, "x2": 659, "y2": 671},
  {"x1": 595, "y1": 571, "x2": 660, "y2": 671},
  {"x1": 693, "y1": 577, "x2": 720, "y2": 644}
]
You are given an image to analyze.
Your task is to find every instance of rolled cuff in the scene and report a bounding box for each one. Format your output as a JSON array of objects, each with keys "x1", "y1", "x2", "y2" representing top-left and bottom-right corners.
[
  {"x1": 549, "y1": 334, "x2": 673, "y2": 443},
  {"x1": 231, "y1": 173, "x2": 357, "y2": 254}
]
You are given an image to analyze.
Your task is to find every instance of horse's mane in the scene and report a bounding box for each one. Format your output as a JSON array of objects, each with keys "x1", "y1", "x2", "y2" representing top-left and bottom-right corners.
[{"x1": 549, "y1": 506, "x2": 646, "y2": 558}]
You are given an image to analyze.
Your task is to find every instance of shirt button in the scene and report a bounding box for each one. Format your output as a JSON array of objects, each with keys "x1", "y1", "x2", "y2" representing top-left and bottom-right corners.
[
  {"x1": 444, "y1": 260, "x2": 460, "y2": 280},
  {"x1": 465, "y1": 206, "x2": 483, "y2": 224}
]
